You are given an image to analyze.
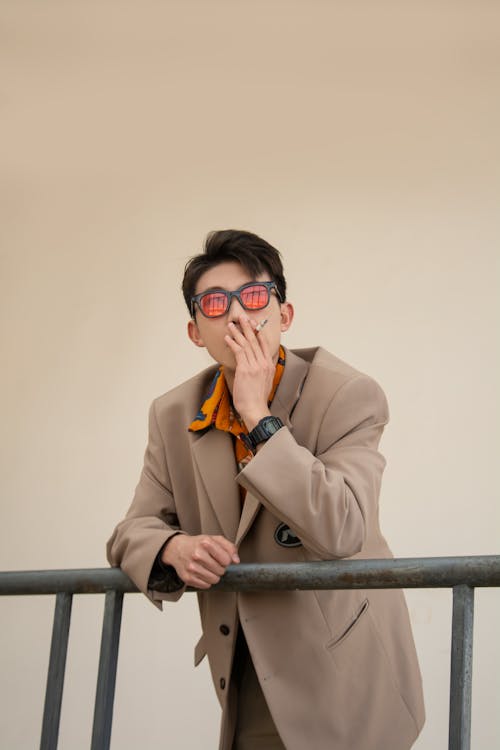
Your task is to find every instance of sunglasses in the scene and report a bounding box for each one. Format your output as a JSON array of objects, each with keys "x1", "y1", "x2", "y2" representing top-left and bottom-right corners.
[{"x1": 191, "y1": 281, "x2": 282, "y2": 319}]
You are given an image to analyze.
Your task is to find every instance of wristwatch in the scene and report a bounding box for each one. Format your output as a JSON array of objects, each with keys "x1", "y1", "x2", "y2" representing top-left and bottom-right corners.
[{"x1": 241, "y1": 416, "x2": 284, "y2": 453}]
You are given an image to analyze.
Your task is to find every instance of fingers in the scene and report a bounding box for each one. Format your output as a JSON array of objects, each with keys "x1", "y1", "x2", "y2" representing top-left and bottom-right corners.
[
  {"x1": 237, "y1": 314, "x2": 262, "y2": 349},
  {"x1": 195, "y1": 537, "x2": 238, "y2": 571},
  {"x1": 256, "y1": 325, "x2": 272, "y2": 359},
  {"x1": 225, "y1": 322, "x2": 255, "y2": 361},
  {"x1": 187, "y1": 537, "x2": 239, "y2": 588},
  {"x1": 166, "y1": 534, "x2": 239, "y2": 589},
  {"x1": 210, "y1": 535, "x2": 240, "y2": 565},
  {"x1": 225, "y1": 315, "x2": 269, "y2": 365}
]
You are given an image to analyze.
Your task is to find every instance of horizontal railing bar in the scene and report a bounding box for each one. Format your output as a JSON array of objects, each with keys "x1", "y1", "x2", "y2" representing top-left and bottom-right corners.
[
  {"x1": 0, "y1": 568, "x2": 137, "y2": 596},
  {"x1": 213, "y1": 555, "x2": 500, "y2": 592},
  {"x1": 0, "y1": 555, "x2": 499, "y2": 595}
]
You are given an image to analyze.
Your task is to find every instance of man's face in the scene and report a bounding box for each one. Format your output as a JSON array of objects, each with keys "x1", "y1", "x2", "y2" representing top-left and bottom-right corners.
[{"x1": 187, "y1": 261, "x2": 294, "y2": 373}]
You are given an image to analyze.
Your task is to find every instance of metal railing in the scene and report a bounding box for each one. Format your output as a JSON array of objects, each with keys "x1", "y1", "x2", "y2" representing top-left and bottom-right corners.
[{"x1": 1, "y1": 555, "x2": 499, "y2": 750}]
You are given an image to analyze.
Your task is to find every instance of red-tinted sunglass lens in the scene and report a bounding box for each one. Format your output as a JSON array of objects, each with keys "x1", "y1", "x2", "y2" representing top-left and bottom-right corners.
[
  {"x1": 200, "y1": 293, "x2": 228, "y2": 317},
  {"x1": 240, "y1": 285, "x2": 269, "y2": 310}
]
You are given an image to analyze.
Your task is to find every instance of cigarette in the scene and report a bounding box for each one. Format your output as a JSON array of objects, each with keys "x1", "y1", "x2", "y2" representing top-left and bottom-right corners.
[{"x1": 255, "y1": 318, "x2": 269, "y2": 333}]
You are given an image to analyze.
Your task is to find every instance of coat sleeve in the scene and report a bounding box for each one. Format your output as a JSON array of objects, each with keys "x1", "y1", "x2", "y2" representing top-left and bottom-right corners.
[
  {"x1": 237, "y1": 374, "x2": 389, "y2": 559},
  {"x1": 106, "y1": 400, "x2": 187, "y2": 606}
]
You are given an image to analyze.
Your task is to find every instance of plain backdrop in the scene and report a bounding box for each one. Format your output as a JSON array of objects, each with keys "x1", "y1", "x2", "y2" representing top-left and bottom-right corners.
[{"x1": 0, "y1": 1, "x2": 498, "y2": 748}]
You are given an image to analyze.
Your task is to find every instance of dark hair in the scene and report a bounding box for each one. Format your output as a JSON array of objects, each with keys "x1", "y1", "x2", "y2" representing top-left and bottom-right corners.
[{"x1": 182, "y1": 229, "x2": 287, "y2": 316}]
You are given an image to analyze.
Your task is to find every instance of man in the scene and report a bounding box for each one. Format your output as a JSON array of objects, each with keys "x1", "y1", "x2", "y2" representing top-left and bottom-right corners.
[{"x1": 107, "y1": 229, "x2": 425, "y2": 750}]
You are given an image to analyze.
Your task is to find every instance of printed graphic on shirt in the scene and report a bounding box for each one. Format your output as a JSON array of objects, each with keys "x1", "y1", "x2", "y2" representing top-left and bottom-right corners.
[{"x1": 274, "y1": 522, "x2": 302, "y2": 547}]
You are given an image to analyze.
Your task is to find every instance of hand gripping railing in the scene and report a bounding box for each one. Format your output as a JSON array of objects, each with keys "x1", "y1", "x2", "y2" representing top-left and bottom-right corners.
[{"x1": 1, "y1": 555, "x2": 499, "y2": 750}]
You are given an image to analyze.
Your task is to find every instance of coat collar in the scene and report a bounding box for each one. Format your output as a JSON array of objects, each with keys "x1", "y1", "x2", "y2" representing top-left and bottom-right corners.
[
  {"x1": 268, "y1": 347, "x2": 310, "y2": 427},
  {"x1": 190, "y1": 347, "x2": 310, "y2": 544}
]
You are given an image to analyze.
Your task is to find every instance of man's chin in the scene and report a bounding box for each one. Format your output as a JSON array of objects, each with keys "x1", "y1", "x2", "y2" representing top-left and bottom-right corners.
[{"x1": 211, "y1": 348, "x2": 236, "y2": 372}]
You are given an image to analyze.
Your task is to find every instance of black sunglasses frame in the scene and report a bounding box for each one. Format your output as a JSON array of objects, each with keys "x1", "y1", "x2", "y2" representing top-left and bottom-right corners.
[{"x1": 190, "y1": 281, "x2": 282, "y2": 319}]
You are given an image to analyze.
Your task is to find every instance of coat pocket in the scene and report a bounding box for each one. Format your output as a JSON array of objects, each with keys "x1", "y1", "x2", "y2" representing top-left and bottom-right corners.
[
  {"x1": 194, "y1": 633, "x2": 206, "y2": 667},
  {"x1": 325, "y1": 598, "x2": 370, "y2": 652}
]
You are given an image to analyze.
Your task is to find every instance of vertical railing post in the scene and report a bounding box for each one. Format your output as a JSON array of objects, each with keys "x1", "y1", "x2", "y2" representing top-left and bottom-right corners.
[
  {"x1": 40, "y1": 592, "x2": 73, "y2": 750},
  {"x1": 90, "y1": 589, "x2": 124, "y2": 750},
  {"x1": 449, "y1": 584, "x2": 475, "y2": 750}
]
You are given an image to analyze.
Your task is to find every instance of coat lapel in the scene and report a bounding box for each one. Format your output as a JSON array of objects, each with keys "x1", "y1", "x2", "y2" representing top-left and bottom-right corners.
[
  {"x1": 235, "y1": 348, "x2": 310, "y2": 546},
  {"x1": 191, "y1": 429, "x2": 240, "y2": 542},
  {"x1": 235, "y1": 492, "x2": 261, "y2": 546},
  {"x1": 269, "y1": 348, "x2": 309, "y2": 427}
]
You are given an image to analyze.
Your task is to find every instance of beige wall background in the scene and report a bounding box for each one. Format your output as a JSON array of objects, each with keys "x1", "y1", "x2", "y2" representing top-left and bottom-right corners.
[{"x1": 1, "y1": 1, "x2": 499, "y2": 748}]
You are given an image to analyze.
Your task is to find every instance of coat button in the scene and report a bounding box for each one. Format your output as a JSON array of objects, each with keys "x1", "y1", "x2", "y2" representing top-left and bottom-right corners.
[
  {"x1": 220, "y1": 677, "x2": 226, "y2": 690},
  {"x1": 219, "y1": 624, "x2": 230, "y2": 636}
]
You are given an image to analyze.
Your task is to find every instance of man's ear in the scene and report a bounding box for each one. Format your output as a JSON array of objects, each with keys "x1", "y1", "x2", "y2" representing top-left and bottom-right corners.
[
  {"x1": 187, "y1": 319, "x2": 205, "y2": 348},
  {"x1": 279, "y1": 302, "x2": 294, "y2": 332}
]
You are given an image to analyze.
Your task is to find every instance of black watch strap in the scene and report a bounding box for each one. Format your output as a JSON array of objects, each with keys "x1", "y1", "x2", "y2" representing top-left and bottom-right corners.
[{"x1": 242, "y1": 416, "x2": 284, "y2": 453}]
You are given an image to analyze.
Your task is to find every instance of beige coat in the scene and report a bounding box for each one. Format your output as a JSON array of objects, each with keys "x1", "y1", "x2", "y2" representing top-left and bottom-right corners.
[{"x1": 107, "y1": 347, "x2": 425, "y2": 750}]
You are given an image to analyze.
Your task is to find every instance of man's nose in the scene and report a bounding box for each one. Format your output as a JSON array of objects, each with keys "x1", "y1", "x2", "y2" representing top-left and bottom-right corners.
[{"x1": 227, "y1": 295, "x2": 246, "y2": 323}]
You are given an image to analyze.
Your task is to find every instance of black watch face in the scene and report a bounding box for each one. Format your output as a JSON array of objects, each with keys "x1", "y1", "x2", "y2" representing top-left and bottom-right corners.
[
  {"x1": 248, "y1": 417, "x2": 283, "y2": 449},
  {"x1": 264, "y1": 418, "x2": 282, "y2": 436}
]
